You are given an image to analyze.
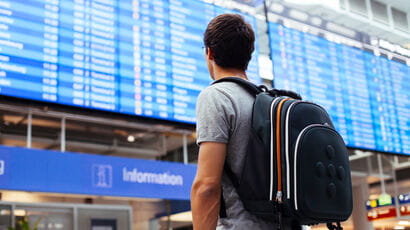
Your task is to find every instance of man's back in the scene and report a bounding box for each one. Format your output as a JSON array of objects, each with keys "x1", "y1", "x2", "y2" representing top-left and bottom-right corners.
[
  {"x1": 196, "y1": 81, "x2": 275, "y2": 229},
  {"x1": 191, "y1": 13, "x2": 274, "y2": 230}
]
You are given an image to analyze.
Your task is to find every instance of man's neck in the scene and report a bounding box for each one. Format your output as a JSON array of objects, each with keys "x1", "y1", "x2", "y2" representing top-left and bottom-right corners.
[{"x1": 212, "y1": 66, "x2": 248, "y2": 81}]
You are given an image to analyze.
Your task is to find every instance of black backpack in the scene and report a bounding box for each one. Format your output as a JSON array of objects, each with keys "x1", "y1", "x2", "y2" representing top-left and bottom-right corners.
[{"x1": 214, "y1": 77, "x2": 353, "y2": 230}]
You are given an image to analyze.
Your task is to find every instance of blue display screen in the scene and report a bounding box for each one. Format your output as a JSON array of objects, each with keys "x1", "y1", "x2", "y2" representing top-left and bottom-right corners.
[
  {"x1": 269, "y1": 22, "x2": 410, "y2": 155},
  {"x1": 0, "y1": 0, "x2": 260, "y2": 124}
]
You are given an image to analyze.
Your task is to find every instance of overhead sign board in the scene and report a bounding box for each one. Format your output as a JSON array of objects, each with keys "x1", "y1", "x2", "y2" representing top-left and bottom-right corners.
[
  {"x1": 0, "y1": 145, "x2": 196, "y2": 200},
  {"x1": 401, "y1": 205, "x2": 410, "y2": 216},
  {"x1": 367, "y1": 207, "x2": 397, "y2": 221},
  {"x1": 378, "y1": 194, "x2": 393, "y2": 206},
  {"x1": 366, "y1": 196, "x2": 395, "y2": 210},
  {"x1": 399, "y1": 193, "x2": 410, "y2": 204}
]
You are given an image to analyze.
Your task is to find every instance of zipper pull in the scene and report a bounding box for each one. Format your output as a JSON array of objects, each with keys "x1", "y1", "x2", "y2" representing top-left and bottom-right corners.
[{"x1": 275, "y1": 191, "x2": 283, "y2": 203}]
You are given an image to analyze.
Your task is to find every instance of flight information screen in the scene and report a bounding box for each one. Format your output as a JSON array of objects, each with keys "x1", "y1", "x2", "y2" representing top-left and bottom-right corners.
[
  {"x1": 0, "y1": 0, "x2": 260, "y2": 124},
  {"x1": 269, "y1": 22, "x2": 410, "y2": 155}
]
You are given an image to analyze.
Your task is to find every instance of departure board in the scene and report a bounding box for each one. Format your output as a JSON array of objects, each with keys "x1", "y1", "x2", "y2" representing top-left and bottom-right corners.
[
  {"x1": 269, "y1": 22, "x2": 410, "y2": 155},
  {"x1": 0, "y1": 0, "x2": 260, "y2": 124}
]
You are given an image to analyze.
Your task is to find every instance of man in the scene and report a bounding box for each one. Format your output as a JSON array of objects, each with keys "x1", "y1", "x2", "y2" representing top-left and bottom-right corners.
[{"x1": 191, "y1": 14, "x2": 276, "y2": 230}]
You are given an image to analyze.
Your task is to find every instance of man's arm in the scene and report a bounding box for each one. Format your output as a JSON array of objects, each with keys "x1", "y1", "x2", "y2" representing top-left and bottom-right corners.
[{"x1": 191, "y1": 142, "x2": 227, "y2": 230}]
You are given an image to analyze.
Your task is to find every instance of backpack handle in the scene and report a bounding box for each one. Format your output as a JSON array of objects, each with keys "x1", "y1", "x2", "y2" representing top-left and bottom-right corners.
[
  {"x1": 213, "y1": 77, "x2": 302, "y2": 100},
  {"x1": 267, "y1": 89, "x2": 302, "y2": 100}
]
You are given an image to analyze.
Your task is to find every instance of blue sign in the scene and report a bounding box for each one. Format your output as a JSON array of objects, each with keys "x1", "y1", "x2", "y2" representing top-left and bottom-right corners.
[
  {"x1": 399, "y1": 193, "x2": 410, "y2": 205},
  {"x1": 0, "y1": 145, "x2": 196, "y2": 200}
]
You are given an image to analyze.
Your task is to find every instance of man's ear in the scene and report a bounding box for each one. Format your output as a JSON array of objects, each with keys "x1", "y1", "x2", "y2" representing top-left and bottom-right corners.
[{"x1": 206, "y1": 47, "x2": 214, "y2": 60}]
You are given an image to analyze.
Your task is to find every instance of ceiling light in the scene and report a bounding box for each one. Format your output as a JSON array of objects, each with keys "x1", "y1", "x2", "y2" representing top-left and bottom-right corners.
[
  {"x1": 311, "y1": 17, "x2": 322, "y2": 26},
  {"x1": 398, "y1": 221, "x2": 410, "y2": 226},
  {"x1": 14, "y1": 209, "x2": 26, "y2": 217},
  {"x1": 374, "y1": 49, "x2": 381, "y2": 56},
  {"x1": 270, "y1": 3, "x2": 284, "y2": 13},
  {"x1": 371, "y1": 38, "x2": 378, "y2": 46},
  {"x1": 170, "y1": 211, "x2": 192, "y2": 222},
  {"x1": 159, "y1": 211, "x2": 192, "y2": 222},
  {"x1": 0, "y1": 210, "x2": 10, "y2": 215},
  {"x1": 289, "y1": 9, "x2": 308, "y2": 21},
  {"x1": 127, "y1": 135, "x2": 135, "y2": 142}
]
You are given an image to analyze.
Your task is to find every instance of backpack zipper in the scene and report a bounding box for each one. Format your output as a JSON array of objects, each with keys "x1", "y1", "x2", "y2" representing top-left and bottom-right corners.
[
  {"x1": 269, "y1": 97, "x2": 282, "y2": 201},
  {"x1": 293, "y1": 124, "x2": 329, "y2": 210},
  {"x1": 274, "y1": 98, "x2": 291, "y2": 202},
  {"x1": 285, "y1": 101, "x2": 329, "y2": 200},
  {"x1": 284, "y1": 101, "x2": 300, "y2": 200}
]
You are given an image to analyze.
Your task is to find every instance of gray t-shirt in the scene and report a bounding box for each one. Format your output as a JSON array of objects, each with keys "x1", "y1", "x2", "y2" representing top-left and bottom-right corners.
[{"x1": 196, "y1": 80, "x2": 276, "y2": 229}]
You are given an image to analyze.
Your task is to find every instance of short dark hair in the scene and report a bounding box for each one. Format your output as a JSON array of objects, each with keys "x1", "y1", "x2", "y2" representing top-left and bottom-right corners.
[{"x1": 204, "y1": 14, "x2": 255, "y2": 71}]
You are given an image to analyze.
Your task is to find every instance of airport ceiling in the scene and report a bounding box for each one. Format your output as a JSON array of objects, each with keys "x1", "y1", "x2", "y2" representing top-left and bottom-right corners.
[
  {"x1": 233, "y1": 0, "x2": 410, "y2": 47},
  {"x1": 382, "y1": 0, "x2": 410, "y2": 12}
]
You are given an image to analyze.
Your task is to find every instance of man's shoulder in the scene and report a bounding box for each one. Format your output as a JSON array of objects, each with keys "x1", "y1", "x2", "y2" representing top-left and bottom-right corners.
[
  {"x1": 201, "y1": 81, "x2": 234, "y2": 93},
  {"x1": 197, "y1": 82, "x2": 231, "y2": 102},
  {"x1": 199, "y1": 81, "x2": 248, "y2": 100}
]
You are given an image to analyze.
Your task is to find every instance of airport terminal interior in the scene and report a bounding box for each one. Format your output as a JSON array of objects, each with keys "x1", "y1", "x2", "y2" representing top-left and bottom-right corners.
[{"x1": 0, "y1": 0, "x2": 409, "y2": 229}]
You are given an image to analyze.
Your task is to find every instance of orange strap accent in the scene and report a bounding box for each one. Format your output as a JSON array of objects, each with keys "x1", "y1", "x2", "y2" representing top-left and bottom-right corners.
[{"x1": 275, "y1": 98, "x2": 291, "y2": 196}]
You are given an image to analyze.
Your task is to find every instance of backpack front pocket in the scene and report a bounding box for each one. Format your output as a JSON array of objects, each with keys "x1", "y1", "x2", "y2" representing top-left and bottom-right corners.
[{"x1": 293, "y1": 124, "x2": 352, "y2": 224}]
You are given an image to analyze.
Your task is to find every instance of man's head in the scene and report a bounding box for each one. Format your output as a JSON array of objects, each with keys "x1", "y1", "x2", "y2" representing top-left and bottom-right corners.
[{"x1": 204, "y1": 14, "x2": 255, "y2": 77}]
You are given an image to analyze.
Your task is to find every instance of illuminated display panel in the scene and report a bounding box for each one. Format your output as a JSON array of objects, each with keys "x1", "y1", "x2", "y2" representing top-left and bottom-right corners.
[
  {"x1": 269, "y1": 22, "x2": 410, "y2": 155},
  {"x1": 0, "y1": 0, "x2": 260, "y2": 124}
]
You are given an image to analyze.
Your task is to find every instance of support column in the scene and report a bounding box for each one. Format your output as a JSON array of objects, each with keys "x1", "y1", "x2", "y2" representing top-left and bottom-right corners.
[
  {"x1": 73, "y1": 207, "x2": 78, "y2": 230},
  {"x1": 61, "y1": 117, "x2": 66, "y2": 152},
  {"x1": 352, "y1": 178, "x2": 374, "y2": 230},
  {"x1": 26, "y1": 111, "x2": 32, "y2": 148},
  {"x1": 183, "y1": 134, "x2": 188, "y2": 164}
]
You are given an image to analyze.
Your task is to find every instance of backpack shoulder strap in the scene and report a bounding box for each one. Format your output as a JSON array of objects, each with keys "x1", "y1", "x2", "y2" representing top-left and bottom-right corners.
[
  {"x1": 213, "y1": 77, "x2": 259, "y2": 218},
  {"x1": 212, "y1": 77, "x2": 263, "y2": 96},
  {"x1": 213, "y1": 77, "x2": 302, "y2": 100}
]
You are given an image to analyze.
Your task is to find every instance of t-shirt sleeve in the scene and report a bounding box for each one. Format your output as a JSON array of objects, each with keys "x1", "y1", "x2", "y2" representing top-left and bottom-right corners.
[{"x1": 196, "y1": 87, "x2": 235, "y2": 145}]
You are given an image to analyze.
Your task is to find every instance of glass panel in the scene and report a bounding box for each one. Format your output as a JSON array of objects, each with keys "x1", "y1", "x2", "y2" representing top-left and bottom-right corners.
[
  {"x1": 0, "y1": 205, "x2": 12, "y2": 230},
  {"x1": 14, "y1": 206, "x2": 73, "y2": 230},
  {"x1": 78, "y1": 209, "x2": 129, "y2": 230}
]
